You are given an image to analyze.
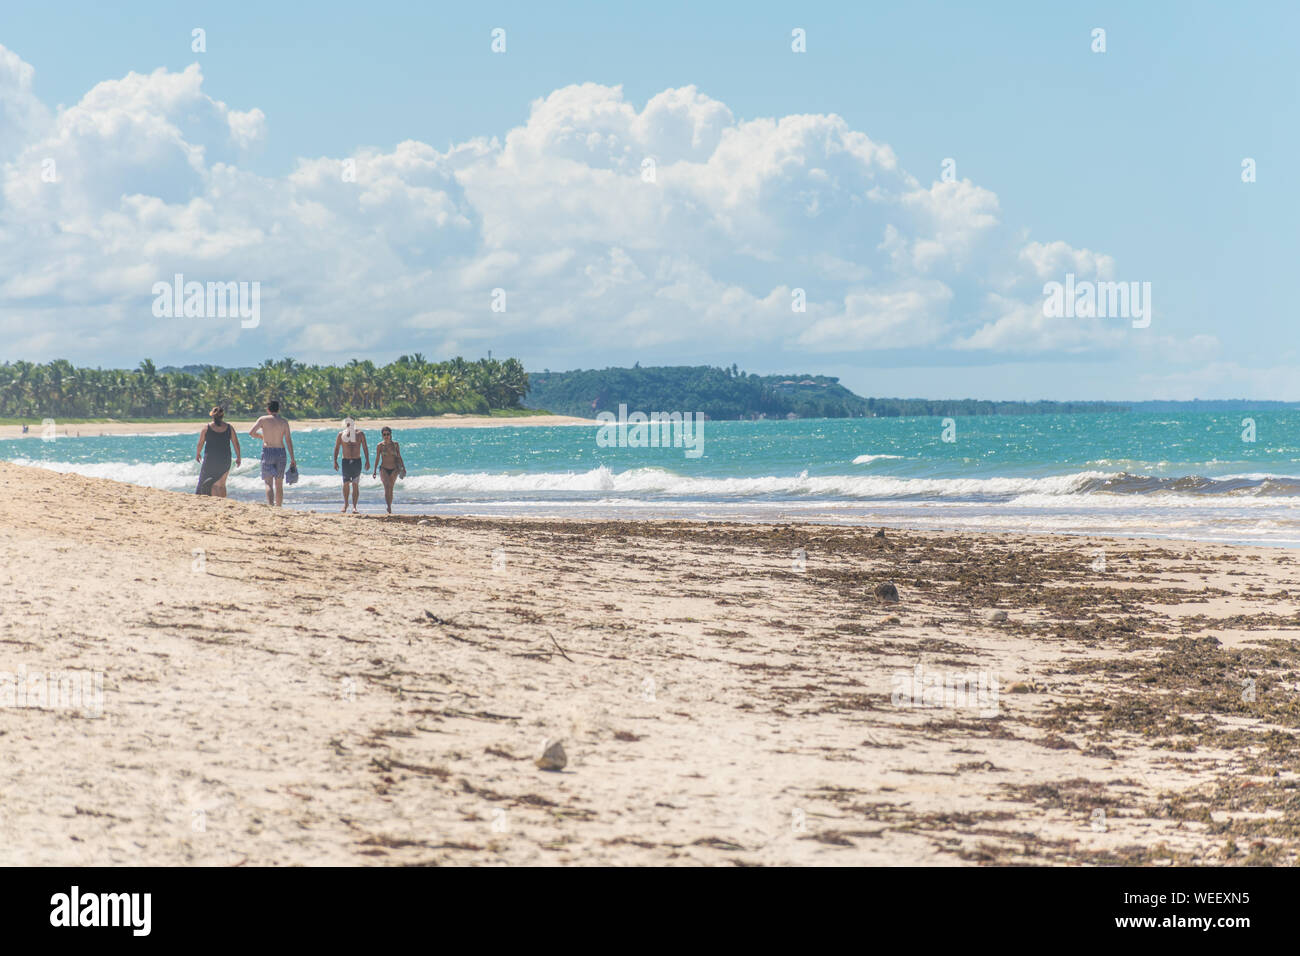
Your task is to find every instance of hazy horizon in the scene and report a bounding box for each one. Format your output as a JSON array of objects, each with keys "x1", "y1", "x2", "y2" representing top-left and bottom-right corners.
[{"x1": 4, "y1": 354, "x2": 1298, "y2": 409}]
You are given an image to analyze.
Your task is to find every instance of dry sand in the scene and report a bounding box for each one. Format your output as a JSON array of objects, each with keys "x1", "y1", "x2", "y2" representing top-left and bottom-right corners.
[
  {"x1": 2, "y1": 460, "x2": 1298, "y2": 866},
  {"x1": 0, "y1": 414, "x2": 595, "y2": 440}
]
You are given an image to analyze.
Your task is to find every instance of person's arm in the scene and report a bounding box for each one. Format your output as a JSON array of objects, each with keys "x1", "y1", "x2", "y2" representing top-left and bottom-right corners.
[
  {"x1": 395, "y1": 442, "x2": 406, "y2": 477},
  {"x1": 333, "y1": 433, "x2": 341, "y2": 471},
  {"x1": 286, "y1": 424, "x2": 295, "y2": 466},
  {"x1": 195, "y1": 425, "x2": 207, "y2": 462},
  {"x1": 249, "y1": 416, "x2": 263, "y2": 439},
  {"x1": 231, "y1": 429, "x2": 241, "y2": 466},
  {"x1": 360, "y1": 432, "x2": 369, "y2": 471},
  {"x1": 372, "y1": 442, "x2": 381, "y2": 478}
]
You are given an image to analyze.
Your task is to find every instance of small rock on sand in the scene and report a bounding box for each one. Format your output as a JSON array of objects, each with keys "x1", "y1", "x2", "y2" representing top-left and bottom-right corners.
[
  {"x1": 988, "y1": 610, "x2": 1008, "y2": 623},
  {"x1": 874, "y1": 582, "x2": 899, "y2": 603},
  {"x1": 536, "y1": 739, "x2": 567, "y2": 771}
]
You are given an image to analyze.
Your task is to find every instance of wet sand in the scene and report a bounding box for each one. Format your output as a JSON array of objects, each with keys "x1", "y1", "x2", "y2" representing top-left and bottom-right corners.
[{"x1": 2, "y1": 460, "x2": 1298, "y2": 866}]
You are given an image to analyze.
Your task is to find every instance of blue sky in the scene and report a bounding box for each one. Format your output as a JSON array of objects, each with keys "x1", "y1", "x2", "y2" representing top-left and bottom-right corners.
[{"x1": 0, "y1": 0, "x2": 1295, "y2": 399}]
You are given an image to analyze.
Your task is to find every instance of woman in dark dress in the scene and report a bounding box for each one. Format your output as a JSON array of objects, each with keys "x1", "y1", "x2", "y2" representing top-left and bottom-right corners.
[{"x1": 195, "y1": 405, "x2": 241, "y2": 496}]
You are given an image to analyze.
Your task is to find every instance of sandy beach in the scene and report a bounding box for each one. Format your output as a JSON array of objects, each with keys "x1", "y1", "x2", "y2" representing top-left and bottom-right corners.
[
  {"x1": 0, "y1": 414, "x2": 595, "y2": 440},
  {"x1": 2, "y1": 459, "x2": 1298, "y2": 866}
]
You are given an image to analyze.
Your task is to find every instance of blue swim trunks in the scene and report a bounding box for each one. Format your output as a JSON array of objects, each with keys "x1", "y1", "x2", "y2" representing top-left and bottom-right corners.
[
  {"x1": 340, "y1": 457, "x2": 362, "y2": 482},
  {"x1": 261, "y1": 446, "x2": 287, "y2": 482}
]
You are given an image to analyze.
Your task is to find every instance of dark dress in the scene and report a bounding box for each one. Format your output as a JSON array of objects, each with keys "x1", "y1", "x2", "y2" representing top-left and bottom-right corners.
[{"x1": 196, "y1": 423, "x2": 233, "y2": 495}]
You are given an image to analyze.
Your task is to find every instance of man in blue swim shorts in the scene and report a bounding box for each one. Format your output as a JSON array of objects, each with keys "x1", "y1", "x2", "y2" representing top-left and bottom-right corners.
[{"x1": 249, "y1": 400, "x2": 296, "y2": 507}]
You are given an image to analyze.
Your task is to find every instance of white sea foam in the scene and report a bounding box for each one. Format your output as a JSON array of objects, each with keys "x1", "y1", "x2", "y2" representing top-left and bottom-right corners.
[
  {"x1": 13, "y1": 458, "x2": 203, "y2": 488},
  {"x1": 1, "y1": 460, "x2": 1119, "y2": 499},
  {"x1": 852, "y1": 454, "x2": 905, "y2": 464},
  {"x1": 13, "y1": 459, "x2": 1300, "y2": 512},
  {"x1": 370, "y1": 466, "x2": 1123, "y2": 499}
]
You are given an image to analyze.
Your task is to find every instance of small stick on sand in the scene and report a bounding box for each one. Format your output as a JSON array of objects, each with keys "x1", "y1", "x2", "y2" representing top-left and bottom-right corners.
[{"x1": 548, "y1": 632, "x2": 574, "y2": 662}]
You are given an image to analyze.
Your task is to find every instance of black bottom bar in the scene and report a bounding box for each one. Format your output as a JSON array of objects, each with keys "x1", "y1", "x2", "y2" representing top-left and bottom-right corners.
[{"x1": 0, "y1": 865, "x2": 1273, "y2": 941}]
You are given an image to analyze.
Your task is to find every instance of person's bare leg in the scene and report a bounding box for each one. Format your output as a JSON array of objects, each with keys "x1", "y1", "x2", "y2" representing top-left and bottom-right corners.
[
  {"x1": 351, "y1": 481, "x2": 359, "y2": 513},
  {"x1": 214, "y1": 472, "x2": 228, "y2": 498},
  {"x1": 382, "y1": 474, "x2": 394, "y2": 514},
  {"x1": 274, "y1": 476, "x2": 284, "y2": 507},
  {"x1": 341, "y1": 480, "x2": 349, "y2": 512},
  {"x1": 264, "y1": 478, "x2": 274, "y2": 505}
]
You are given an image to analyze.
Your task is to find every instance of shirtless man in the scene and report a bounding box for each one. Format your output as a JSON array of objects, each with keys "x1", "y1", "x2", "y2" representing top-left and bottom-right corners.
[
  {"x1": 333, "y1": 416, "x2": 370, "y2": 514},
  {"x1": 372, "y1": 427, "x2": 406, "y2": 515},
  {"x1": 249, "y1": 400, "x2": 296, "y2": 507}
]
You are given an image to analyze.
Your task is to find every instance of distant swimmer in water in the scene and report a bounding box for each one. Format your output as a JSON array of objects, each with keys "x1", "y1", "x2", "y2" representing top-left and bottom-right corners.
[
  {"x1": 195, "y1": 405, "x2": 241, "y2": 497},
  {"x1": 333, "y1": 416, "x2": 369, "y2": 514},
  {"x1": 249, "y1": 399, "x2": 296, "y2": 507},
  {"x1": 372, "y1": 426, "x2": 406, "y2": 515}
]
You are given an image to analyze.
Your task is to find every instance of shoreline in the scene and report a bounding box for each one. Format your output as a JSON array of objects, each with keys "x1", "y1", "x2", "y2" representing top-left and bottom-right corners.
[
  {"x1": 2, "y1": 455, "x2": 1295, "y2": 549},
  {"x1": 4, "y1": 460, "x2": 1300, "y2": 865},
  {"x1": 0, "y1": 413, "x2": 597, "y2": 439}
]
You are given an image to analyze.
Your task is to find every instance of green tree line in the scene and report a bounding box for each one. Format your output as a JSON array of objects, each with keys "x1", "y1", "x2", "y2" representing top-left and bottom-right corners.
[
  {"x1": 526, "y1": 365, "x2": 866, "y2": 420},
  {"x1": 0, "y1": 355, "x2": 529, "y2": 419},
  {"x1": 526, "y1": 365, "x2": 1128, "y2": 419}
]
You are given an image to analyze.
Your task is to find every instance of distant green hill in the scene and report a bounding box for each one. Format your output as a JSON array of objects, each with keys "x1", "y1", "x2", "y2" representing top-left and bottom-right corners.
[{"x1": 524, "y1": 365, "x2": 1128, "y2": 419}]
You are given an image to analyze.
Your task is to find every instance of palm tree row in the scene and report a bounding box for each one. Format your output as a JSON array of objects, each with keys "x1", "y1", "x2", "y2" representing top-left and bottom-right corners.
[{"x1": 0, "y1": 355, "x2": 530, "y2": 420}]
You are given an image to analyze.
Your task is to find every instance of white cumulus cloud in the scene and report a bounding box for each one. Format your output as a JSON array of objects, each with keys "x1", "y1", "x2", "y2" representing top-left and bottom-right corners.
[{"x1": 0, "y1": 46, "x2": 1162, "y2": 367}]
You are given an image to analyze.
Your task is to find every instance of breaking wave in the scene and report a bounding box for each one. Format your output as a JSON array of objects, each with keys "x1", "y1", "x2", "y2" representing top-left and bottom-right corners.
[{"x1": 14, "y1": 460, "x2": 1300, "y2": 502}]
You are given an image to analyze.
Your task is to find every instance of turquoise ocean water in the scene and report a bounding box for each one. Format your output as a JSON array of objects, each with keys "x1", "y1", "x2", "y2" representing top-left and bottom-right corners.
[{"x1": 6, "y1": 412, "x2": 1300, "y2": 545}]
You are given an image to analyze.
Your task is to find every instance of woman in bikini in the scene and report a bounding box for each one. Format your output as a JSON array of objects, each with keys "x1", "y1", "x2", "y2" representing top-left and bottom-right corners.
[
  {"x1": 372, "y1": 426, "x2": 406, "y2": 514},
  {"x1": 195, "y1": 405, "x2": 241, "y2": 496}
]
